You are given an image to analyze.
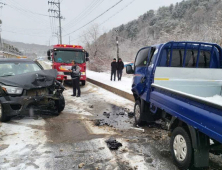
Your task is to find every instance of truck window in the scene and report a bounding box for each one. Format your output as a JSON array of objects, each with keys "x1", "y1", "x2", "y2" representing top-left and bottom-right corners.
[
  {"x1": 184, "y1": 50, "x2": 198, "y2": 67},
  {"x1": 158, "y1": 49, "x2": 214, "y2": 68},
  {"x1": 167, "y1": 49, "x2": 183, "y2": 67},
  {"x1": 135, "y1": 48, "x2": 150, "y2": 67},
  {"x1": 198, "y1": 51, "x2": 210, "y2": 68},
  {"x1": 148, "y1": 48, "x2": 156, "y2": 66}
]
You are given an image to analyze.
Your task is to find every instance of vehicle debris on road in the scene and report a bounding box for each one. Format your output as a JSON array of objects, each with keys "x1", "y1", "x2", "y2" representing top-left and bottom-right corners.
[
  {"x1": 130, "y1": 127, "x2": 145, "y2": 133},
  {"x1": 128, "y1": 112, "x2": 134, "y2": 118},
  {"x1": 105, "y1": 137, "x2": 122, "y2": 150}
]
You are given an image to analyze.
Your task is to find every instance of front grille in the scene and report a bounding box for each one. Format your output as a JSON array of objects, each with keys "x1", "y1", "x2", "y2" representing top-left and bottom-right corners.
[
  {"x1": 64, "y1": 72, "x2": 71, "y2": 75},
  {"x1": 27, "y1": 88, "x2": 48, "y2": 96}
]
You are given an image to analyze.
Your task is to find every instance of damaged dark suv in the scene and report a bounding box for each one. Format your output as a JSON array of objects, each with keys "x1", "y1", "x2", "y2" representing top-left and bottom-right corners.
[{"x1": 0, "y1": 59, "x2": 65, "y2": 122}]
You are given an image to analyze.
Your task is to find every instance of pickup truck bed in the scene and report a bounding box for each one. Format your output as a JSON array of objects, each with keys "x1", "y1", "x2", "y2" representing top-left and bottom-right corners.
[{"x1": 151, "y1": 67, "x2": 222, "y2": 143}]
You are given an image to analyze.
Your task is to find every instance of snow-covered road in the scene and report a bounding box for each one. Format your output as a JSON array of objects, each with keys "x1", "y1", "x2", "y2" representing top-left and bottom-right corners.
[
  {"x1": 1, "y1": 82, "x2": 222, "y2": 169},
  {"x1": 0, "y1": 83, "x2": 182, "y2": 170}
]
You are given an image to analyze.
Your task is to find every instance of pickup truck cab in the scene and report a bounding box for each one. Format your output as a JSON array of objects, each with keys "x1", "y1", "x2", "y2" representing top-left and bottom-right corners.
[{"x1": 126, "y1": 41, "x2": 222, "y2": 169}]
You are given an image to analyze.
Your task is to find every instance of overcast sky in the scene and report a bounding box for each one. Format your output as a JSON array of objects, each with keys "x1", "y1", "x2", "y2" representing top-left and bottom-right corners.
[{"x1": 1, "y1": 0, "x2": 182, "y2": 45}]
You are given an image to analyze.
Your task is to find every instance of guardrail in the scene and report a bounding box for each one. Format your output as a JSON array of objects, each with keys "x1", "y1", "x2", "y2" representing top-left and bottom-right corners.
[{"x1": 87, "y1": 78, "x2": 134, "y2": 102}]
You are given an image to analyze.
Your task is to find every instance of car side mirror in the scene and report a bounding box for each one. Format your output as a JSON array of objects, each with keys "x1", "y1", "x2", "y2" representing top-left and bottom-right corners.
[
  {"x1": 47, "y1": 50, "x2": 51, "y2": 57},
  {"x1": 86, "y1": 57, "x2": 89, "y2": 62},
  {"x1": 86, "y1": 52, "x2": 89, "y2": 58},
  {"x1": 126, "y1": 65, "x2": 134, "y2": 74},
  {"x1": 48, "y1": 56, "x2": 52, "y2": 61}
]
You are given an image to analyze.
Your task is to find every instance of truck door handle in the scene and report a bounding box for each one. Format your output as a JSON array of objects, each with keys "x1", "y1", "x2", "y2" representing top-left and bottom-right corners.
[{"x1": 141, "y1": 77, "x2": 146, "y2": 83}]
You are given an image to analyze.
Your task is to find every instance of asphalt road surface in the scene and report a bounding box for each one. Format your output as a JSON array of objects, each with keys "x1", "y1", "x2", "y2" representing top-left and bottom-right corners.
[{"x1": 0, "y1": 83, "x2": 221, "y2": 170}]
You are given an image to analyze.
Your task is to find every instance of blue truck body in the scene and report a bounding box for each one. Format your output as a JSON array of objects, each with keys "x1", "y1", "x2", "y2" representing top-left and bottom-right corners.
[{"x1": 128, "y1": 41, "x2": 222, "y2": 169}]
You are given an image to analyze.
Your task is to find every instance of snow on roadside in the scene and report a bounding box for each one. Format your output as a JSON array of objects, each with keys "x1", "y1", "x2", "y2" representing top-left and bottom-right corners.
[
  {"x1": 0, "y1": 118, "x2": 52, "y2": 170},
  {"x1": 87, "y1": 70, "x2": 133, "y2": 94}
]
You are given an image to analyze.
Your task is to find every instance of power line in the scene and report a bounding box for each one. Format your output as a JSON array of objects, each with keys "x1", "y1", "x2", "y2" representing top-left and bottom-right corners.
[
  {"x1": 64, "y1": 0, "x2": 102, "y2": 28},
  {"x1": 99, "y1": 0, "x2": 136, "y2": 26},
  {"x1": 4, "y1": 27, "x2": 50, "y2": 35},
  {"x1": 2, "y1": 30, "x2": 49, "y2": 38},
  {"x1": 6, "y1": 4, "x2": 50, "y2": 26},
  {"x1": 6, "y1": 0, "x2": 50, "y2": 26},
  {"x1": 8, "y1": 0, "x2": 48, "y2": 17},
  {"x1": 63, "y1": 0, "x2": 104, "y2": 30},
  {"x1": 69, "y1": 0, "x2": 136, "y2": 43},
  {"x1": 64, "y1": 0, "x2": 124, "y2": 37}
]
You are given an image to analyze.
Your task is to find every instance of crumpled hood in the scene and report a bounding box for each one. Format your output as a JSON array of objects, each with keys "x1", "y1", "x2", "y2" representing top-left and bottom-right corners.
[{"x1": 0, "y1": 69, "x2": 58, "y2": 90}]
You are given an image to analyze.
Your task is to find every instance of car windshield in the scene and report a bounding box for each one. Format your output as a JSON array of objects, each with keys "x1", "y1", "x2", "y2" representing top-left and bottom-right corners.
[
  {"x1": 0, "y1": 62, "x2": 42, "y2": 77},
  {"x1": 53, "y1": 50, "x2": 85, "y2": 64}
]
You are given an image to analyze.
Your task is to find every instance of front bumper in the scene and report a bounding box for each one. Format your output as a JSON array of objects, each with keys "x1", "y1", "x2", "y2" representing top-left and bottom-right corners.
[
  {"x1": 0, "y1": 94, "x2": 60, "y2": 116},
  {"x1": 56, "y1": 74, "x2": 86, "y2": 81}
]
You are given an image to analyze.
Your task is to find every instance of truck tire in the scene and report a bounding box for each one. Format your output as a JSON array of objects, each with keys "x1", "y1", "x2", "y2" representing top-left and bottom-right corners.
[
  {"x1": 170, "y1": 127, "x2": 193, "y2": 170},
  {"x1": 134, "y1": 100, "x2": 145, "y2": 126},
  {"x1": 55, "y1": 94, "x2": 65, "y2": 114},
  {"x1": 81, "y1": 80, "x2": 86, "y2": 86},
  {"x1": 0, "y1": 104, "x2": 11, "y2": 122}
]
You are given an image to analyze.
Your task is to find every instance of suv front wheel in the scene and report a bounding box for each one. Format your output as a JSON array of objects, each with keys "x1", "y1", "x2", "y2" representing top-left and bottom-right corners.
[{"x1": 0, "y1": 104, "x2": 11, "y2": 122}]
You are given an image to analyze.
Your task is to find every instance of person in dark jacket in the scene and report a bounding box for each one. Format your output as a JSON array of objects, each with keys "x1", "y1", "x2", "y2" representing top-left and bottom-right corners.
[
  {"x1": 69, "y1": 60, "x2": 81, "y2": 97},
  {"x1": 111, "y1": 58, "x2": 117, "y2": 81},
  {"x1": 117, "y1": 58, "x2": 124, "y2": 81}
]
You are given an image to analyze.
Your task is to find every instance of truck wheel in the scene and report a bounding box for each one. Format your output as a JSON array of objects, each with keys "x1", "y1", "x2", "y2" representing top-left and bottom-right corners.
[
  {"x1": 170, "y1": 127, "x2": 193, "y2": 170},
  {"x1": 81, "y1": 80, "x2": 86, "y2": 86},
  {"x1": 134, "y1": 100, "x2": 145, "y2": 126},
  {"x1": 0, "y1": 104, "x2": 11, "y2": 122},
  {"x1": 55, "y1": 94, "x2": 65, "y2": 114}
]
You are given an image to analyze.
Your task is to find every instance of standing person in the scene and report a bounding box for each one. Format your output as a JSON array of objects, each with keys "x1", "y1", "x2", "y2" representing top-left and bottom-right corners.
[
  {"x1": 117, "y1": 58, "x2": 124, "y2": 81},
  {"x1": 111, "y1": 58, "x2": 117, "y2": 81},
  {"x1": 70, "y1": 60, "x2": 81, "y2": 97}
]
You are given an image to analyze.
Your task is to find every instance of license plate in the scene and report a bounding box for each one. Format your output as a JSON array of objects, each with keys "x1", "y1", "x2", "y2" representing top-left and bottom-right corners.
[{"x1": 66, "y1": 75, "x2": 71, "y2": 80}]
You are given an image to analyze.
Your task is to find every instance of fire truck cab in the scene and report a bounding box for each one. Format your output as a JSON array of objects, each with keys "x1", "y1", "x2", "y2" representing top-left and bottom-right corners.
[{"x1": 47, "y1": 44, "x2": 89, "y2": 86}]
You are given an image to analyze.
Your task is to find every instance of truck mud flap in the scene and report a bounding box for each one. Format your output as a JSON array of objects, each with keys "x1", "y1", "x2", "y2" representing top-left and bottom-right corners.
[{"x1": 188, "y1": 125, "x2": 210, "y2": 168}]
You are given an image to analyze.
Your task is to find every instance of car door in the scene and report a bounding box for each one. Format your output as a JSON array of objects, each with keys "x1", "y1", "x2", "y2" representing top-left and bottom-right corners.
[{"x1": 132, "y1": 47, "x2": 151, "y2": 97}]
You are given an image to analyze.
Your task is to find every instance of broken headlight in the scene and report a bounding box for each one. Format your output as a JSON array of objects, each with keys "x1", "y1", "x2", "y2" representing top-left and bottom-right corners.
[{"x1": 2, "y1": 85, "x2": 23, "y2": 95}]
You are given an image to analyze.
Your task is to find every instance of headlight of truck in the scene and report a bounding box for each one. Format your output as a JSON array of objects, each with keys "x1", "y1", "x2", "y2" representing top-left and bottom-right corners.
[
  {"x1": 2, "y1": 86, "x2": 23, "y2": 95},
  {"x1": 81, "y1": 72, "x2": 86, "y2": 75},
  {"x1": 57, "y1": 71, "x2": 64, "y2": 75}
]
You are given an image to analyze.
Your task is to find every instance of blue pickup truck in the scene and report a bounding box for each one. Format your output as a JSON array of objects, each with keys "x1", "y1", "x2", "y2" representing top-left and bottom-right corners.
[{"x1": 126, "y1": 41, "x2": 222, "y2": 170}]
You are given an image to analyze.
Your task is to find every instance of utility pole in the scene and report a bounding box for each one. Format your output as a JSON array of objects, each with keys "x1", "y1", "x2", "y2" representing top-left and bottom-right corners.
[
  {"x1": 0, "y1": 2, "x2": 5, "y2": 51},
  {"x1": 48, "y1": 0, "x2": 63, "y2": 44},
  {"x1": 53, "y1": 31, "x2": 59, "y2": 44},
  {"x1": 115, "y1": 29, "x2": 119, "y2": 60},
  {"x1": 0, "y1": 17, "x2": 2, "y2": 51}
]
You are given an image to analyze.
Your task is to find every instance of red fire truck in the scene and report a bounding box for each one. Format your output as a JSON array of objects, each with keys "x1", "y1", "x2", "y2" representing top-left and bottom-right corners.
[{"x1": 47, "y1": 44, "x2": 89, "y2": 85}]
